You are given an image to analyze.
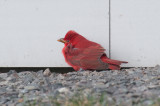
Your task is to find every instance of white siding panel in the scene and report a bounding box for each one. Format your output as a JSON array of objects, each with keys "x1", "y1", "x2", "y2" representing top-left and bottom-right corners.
[
  {"x1": 111, "y1": 0, "x2": 160, "y2": 67},
  {"x1": 0, "y1": 0, "x2": 109, "y2": 67}
]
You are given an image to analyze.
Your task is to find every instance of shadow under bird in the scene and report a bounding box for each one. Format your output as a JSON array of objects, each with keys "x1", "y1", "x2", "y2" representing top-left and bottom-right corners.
[{"x1": 58, "y1": 30, "x2": 128, "y2": 71}]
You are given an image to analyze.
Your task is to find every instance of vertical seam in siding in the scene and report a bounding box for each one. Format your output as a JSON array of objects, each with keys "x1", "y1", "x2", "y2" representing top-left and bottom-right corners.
[{"x1": 109, "y1": 0, "x2": 111, "y2": 58}]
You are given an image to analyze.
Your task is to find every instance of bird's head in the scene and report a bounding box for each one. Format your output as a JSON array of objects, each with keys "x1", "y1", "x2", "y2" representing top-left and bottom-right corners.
[{"x1": 57, "y1": 30, "x2": 84, "y2": 44}]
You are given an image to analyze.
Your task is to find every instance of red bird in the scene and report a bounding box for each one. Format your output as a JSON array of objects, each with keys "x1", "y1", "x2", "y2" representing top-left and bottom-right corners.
[{"x1": 58, "y1": 30, "x2": 128, "y2": 71}]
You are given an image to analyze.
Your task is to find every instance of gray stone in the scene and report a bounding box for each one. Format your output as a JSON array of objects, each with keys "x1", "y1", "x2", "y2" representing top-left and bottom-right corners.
[
  {"x1": 43, "y1": 68, "x2": 51, "y2": 77},
  {"x1": 58, "y1": 87, "x2": 69, "y2": 94},
  {"x1": 18, "y1": 93, "x2": 24, "y2": 98},
  {"x1": 20, "y1": 89, "x2": 28, "y2": 94},
  {"x1": 24, "y1": 85, "x2": 39, "y2": 91},
  {"x1": 0, "y1": 73, "x2": 7, "y2": 79},
  {"x1": 143, "y1": 100, "x2": 154, "y2": 106}
]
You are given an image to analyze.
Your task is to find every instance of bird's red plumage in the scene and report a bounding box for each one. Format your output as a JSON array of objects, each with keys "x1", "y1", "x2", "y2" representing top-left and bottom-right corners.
[{"x1": 60, "y1": 30, "x2": 128, "y2": 71}]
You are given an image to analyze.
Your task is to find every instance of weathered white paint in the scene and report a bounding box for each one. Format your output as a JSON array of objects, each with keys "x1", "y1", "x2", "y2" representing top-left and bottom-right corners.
[
  {"x1": 111, "y1": 0, "x2": 160, "y2": 67},
  {"x1": 0, "y1": 0, "x2": 109, "y2": 67}
]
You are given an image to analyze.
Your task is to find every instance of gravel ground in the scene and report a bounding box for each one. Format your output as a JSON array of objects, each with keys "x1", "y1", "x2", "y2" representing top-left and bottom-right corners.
[{"x1": 1, "y1": 65, "x2": 160, "y2": 106}]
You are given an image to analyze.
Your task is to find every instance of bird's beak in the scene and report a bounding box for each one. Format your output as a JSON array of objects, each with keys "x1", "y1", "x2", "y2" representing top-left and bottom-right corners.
[{"x1": 57, "y1": 38, "x2": 67, "y2": 43}]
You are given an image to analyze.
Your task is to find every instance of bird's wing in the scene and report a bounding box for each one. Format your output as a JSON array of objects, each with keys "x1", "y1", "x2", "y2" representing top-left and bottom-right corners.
[
  {"x1": 66, "y1": 44, "x2": 107, "y2": 70},
  {"x1": 79, "y1": 45, "x2": 108, "y2": 70}
]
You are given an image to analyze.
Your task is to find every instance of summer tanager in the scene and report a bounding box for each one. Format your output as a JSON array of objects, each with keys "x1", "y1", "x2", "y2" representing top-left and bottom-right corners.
[{"x1": 58, "y1": 30, "x2": 128, "y2": 71}]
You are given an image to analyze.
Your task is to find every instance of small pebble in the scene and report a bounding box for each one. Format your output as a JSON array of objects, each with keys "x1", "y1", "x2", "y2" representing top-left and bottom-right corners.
[
  {"x1": 24, "y1": 86, "x2": 39, "y2": 91},
  {"x1": 43, "y1": 68, "x2": 51, "y2": 77}
]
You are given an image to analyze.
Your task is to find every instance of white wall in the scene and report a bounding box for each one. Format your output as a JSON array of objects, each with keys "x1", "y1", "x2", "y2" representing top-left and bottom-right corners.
[
  {"x1": 1, "y1": 0, "x2": 159, "y2": 67},
  {"x1": 111, "y1": 0, "x2": 160, "y2": 67},
  {"x1": 0, "y1": 0, "x2": 109, "y2": 67}
]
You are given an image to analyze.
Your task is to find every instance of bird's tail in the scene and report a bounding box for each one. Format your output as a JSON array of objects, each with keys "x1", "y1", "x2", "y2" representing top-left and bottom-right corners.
[{"x1": 101, "y1": 54, "x2": 128, "y2": 70}]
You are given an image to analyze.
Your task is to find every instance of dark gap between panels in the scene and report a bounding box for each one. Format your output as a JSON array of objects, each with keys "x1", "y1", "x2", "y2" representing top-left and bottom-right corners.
[{"x1": 0, "y1": 67, "x2": 135, "y2": 73}]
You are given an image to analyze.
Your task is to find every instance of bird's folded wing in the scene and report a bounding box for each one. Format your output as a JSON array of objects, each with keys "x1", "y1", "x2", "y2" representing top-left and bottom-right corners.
[
  {"x1": 79, "y1": 45, "x2": 107, "y2": 69},
  {"x1": 67, "y1": 45, "x2": 107, "y2": 69}
]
